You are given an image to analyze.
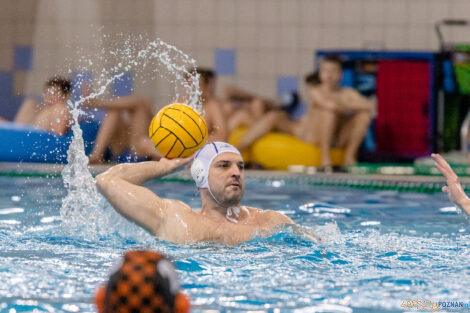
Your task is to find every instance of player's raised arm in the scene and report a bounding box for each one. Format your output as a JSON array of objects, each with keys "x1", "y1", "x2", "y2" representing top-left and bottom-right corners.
[
  {"x1": 432, "y1": 153, "x2": 470, "y2": 214},
  {"x1": 96, "y1": 158, "x2": 192, "y2": 233}
]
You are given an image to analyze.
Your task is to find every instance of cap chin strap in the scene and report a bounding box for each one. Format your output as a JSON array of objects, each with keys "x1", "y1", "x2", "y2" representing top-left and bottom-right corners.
[
  {"x1": 227, "y1": 206, "x2": 249, "y2": 223},
  {"x1": 226, "y1": 207, "x2": 240, "y2": 223},
  {"x1": 207, "y1": 184, "x2": 240, "y2": 224}
]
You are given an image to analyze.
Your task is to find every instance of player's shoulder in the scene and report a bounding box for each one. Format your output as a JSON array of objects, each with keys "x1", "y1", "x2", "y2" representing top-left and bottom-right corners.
[
  {"x1": 244, "y1": 206, "x2": 263, "y2": 215},
  {"x1": 165, "y1": 199, "x2": 195, "y2": 213},
  {"x1": 251, "y1": 207, "x2": 292, "y2": 224},
  {"x1": 262, "y1": 209, "x2": 286, "y2": 218}
]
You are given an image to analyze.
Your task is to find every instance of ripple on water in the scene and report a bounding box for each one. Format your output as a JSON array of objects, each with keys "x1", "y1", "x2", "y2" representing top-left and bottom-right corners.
[{"x1": 0, "y1": 177, "x2": 469, "y2": 312}]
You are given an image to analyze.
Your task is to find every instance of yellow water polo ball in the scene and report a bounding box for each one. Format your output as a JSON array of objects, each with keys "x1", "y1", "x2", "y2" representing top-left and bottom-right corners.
[{"x1": 149, "y1": 103, "x2": 207, "y2": 159}]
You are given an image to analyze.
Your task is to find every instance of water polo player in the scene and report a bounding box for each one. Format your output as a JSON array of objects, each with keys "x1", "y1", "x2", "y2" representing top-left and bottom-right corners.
[
  {"x1": 96, "y1": 141, "x2": 297, "y2": 244},
  {"x1": 95, "y1": 250, "x2": 190, "y2": 313},
  {"x1": 432, "y1": 153, "x2": 470, "y2": 215}
]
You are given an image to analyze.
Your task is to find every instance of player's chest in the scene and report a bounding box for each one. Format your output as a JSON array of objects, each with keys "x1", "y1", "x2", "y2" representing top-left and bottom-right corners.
[{"x1": 203, "y1": 218, "x2": 269, "y2": 244}]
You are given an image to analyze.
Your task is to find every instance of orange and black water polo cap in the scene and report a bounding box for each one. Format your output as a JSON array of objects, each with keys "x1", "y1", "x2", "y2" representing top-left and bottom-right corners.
[{"x1": 95, "y1": 250, "x2": 190, "y2": 313}]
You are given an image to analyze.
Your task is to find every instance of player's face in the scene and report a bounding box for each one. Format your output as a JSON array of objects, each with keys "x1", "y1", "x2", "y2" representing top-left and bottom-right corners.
[
  {"x1": 208, "y1": 152, "x2": 245, "y2": 206},
  {"x1": 319, "y1": 61, "x2": 342, "y2": 87},
  {"x1": 44, "y1": 86, "x2": 66, "y2": 106}
]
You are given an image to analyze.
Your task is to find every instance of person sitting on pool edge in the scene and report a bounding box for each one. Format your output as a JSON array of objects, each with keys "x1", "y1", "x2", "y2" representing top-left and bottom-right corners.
[
  {"x1": 235, "y1": 71, "x2": 320, "y2": 153},
  {"x1": 432, "y1": 153, "x2": 470, "y2": 215},
  {"x1": 308, "y1": 55, "x2": 373, "y2": 168},
  {"x1": 84, "y1": 94, "x2": 162, "y2": 164},
  {"x1": 0, "y1": 76, "x2": 72, "y2": 135},
  {"x1": 237, "y1": 56, "x2": 373, "y2": 170},
  {"x1": 96, "y1": 141, "x2": 317, "y2": 245}
]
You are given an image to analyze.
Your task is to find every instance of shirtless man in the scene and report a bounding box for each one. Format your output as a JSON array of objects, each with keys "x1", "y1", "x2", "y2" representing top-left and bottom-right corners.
[
  {"x1": 87, "y1": 68, "x2": 226, "y2": 163},
  {"x1": 86, "y1": 95, "x2": 161, "y2": 163},
  {"x1": 432, "y1": 153, "x2": 470, "y2": 215},
  {"x1": 186, "y1": 68, "x2": 227, "y2": 142},
  {"x1": 96, "y1": 142, "x2": 298, "y2": 245},
  {"x1": 237, "y1": 56, "x2": 372, "y2": 170},
  {"x1": 0, "y1": 77, "x2": 72, "y2": 135},
  {"x1": 308, "y1": 55, "x2": 373, "y2": 168},
  {"x1": 235, "y1": 72, "x2": 319, "y2": 151},
  {"x1": 221, "y1": 85, "x2": 276, "y2": 133}
]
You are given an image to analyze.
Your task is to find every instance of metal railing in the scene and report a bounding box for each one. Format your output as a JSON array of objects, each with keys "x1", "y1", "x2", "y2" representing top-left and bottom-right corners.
[{"x1": 435, "y1": 19, "x2": 470, "y2": 51}]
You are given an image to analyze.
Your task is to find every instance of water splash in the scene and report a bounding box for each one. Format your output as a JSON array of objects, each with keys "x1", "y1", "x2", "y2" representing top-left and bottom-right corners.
[
  {"x1": 60, "y1": 101, "x2": 102, "y2": 235},
  {"x1": 72, "y1": 33, "x2": 202, "y2": 112},
  {"x1": 60, "y1": 34, "x2": 202, "y2": 238}
]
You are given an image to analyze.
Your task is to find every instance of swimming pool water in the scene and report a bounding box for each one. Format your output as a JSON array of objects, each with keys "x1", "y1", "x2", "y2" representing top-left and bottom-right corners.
[{"x1": 0, "y1": 175, "x2": 469, "y2": 313}]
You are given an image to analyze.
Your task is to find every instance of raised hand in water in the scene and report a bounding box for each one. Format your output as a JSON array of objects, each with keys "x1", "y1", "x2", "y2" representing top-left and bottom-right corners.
[{"x1": 431, "y1": 153, "x2": 470, "y2": 214}]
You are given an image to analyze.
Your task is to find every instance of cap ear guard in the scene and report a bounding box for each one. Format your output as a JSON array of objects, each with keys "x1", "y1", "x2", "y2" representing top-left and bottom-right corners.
[
  {"x1": 190, "y1": 142, "x2": 242, "y2": 189},
  {"x1": 190, "y1": 159, "x2": 207, "y2": 188}
]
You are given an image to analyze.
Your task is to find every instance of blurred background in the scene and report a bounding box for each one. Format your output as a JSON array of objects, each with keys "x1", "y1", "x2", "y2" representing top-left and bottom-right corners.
[{"x1": 1, "y1": 0, "x2": 470, "y2": 168}]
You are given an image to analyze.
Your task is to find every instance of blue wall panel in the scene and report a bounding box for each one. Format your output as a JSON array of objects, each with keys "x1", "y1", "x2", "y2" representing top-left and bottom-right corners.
[
  {"x1": 14, "y1": 46, "x2": 33, "y2": 71},
  {"x1": 112, "y1": 72, "x2": 133, "y2": 97},
  {"x1": 214, "y1": 49, "x2": 236, "y2": 76},
  {"x1": 276, "y1": 76, "x2": 298, "y2": 97}
]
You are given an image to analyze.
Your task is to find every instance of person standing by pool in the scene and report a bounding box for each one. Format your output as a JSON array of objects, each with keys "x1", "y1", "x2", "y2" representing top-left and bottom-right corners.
[
  {"x1": 96, "y1": 141, "x2": 301, "y2": 245},
  {"x1": 0, "y1": 76, "x2": 72, "y2": 135},
  {"x1": 432, "y1": 153, "x2": 470, "y2": 214}
]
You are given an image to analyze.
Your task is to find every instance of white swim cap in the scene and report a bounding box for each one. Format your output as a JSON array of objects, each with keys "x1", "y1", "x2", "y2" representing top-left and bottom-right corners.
[{"x1": 190, "y1": 142, "x2": 241, "y2": 189}]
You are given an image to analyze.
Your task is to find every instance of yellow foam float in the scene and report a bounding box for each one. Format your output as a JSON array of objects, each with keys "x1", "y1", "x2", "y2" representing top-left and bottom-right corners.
[{"x1": 229, "y1": 127, "x2": 345, "y2": 170}]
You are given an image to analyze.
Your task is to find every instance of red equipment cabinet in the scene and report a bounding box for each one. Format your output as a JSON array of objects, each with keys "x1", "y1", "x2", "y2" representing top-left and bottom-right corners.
[{"x1": 376, "y1": 60, "x2": 431, "y2": 157}]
